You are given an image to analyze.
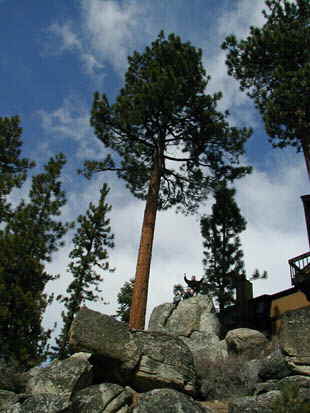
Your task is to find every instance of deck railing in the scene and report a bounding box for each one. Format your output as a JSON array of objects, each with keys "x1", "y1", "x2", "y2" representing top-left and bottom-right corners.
[{"x1": 289, "y1": 251, "x2": 310, "y2": 285}]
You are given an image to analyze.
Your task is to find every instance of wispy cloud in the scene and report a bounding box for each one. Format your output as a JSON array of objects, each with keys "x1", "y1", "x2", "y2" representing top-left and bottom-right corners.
[
  {"x1": 46, "y1": 22, "x2": 105, "y2": 77},
  {"x1": 36, "y1": 97, "x2": 105, "y2": 160},
  {"x1": 80, "y1": 0, "x2": 147, "y2": 73},
  {"x1": 48, "y1": 22, "x2": 81, "y2": 52}
]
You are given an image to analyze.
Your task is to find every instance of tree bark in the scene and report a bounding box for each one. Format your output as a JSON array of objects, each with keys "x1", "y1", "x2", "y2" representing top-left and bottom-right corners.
[{"x1": 129, "y1": 156, "x2": 161, "y2": 330}]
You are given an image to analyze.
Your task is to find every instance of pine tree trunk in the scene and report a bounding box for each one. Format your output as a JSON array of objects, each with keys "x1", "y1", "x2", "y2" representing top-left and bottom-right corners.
[{"x1": 129, "y1": 156, "x2": 161, "y2": 330}]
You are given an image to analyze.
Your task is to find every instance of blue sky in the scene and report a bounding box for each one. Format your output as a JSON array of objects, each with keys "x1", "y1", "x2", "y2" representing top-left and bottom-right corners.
[{"x1": 1, "y1": 0, "x2": 308, "y2": 334}]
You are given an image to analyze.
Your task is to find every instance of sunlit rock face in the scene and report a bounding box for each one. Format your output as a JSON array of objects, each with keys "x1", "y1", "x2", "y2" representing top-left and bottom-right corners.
[
  {"x1": 69, "y1": 307, "x2": 197, "y2": 396},
  {"x1": 225, "y1": 328, "x2": 268, "y2": 359},
  {"x1": 148, "y1": 295, "x2": 228, "y2": 362}
]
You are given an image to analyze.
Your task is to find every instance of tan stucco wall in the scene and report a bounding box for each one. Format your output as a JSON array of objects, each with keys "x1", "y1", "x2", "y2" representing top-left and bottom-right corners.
[{"x1": 271, "y1": 291, "x2": 310, "y2": 333}]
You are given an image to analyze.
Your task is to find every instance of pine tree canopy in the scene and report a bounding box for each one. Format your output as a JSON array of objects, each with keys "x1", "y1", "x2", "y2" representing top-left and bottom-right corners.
[
  {"x1": 222, "y1": 0, "x2": 310, "y2": 177},
  {"x1": 0, "y1": 116, "x2": 35, "y2": 221},
  {"x1": 83, "y1": 32, "x2": 252, "y2": 329},
  {"x1": 4, "y1": 153, "x2": 71, "y2": 262},
  {"x1": 84, "y1": 32, "x2": 252, "y2": 212}
]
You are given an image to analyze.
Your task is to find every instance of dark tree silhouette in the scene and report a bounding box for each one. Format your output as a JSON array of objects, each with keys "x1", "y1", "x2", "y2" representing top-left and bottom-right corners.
[
  {"x1": 0, "y1": 116, "x2": 34, "y2": 222},
  {"x1": 222, "y1": 0, "x2": 310, "y2": 179},
  {"x1": 0, "y1": 154, "x2": 70, "y2": 367}
]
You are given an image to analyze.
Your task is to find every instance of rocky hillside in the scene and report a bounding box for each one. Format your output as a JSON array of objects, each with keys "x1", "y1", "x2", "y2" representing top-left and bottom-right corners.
[{"x1": 0, "y1": 296, "x2": 309, "y2": 412}]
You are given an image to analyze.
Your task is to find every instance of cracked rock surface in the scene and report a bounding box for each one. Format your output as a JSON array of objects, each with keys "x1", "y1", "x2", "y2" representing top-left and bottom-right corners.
[
  {"x1": 69, "y1": 307, "x2": 197, "y2": 395},
  {"x1": 71, "y1": 383, "x2": 133, "y2": 413},
  {"x1": 148, "y1": 296, "x2": 227, "y2": 362}
]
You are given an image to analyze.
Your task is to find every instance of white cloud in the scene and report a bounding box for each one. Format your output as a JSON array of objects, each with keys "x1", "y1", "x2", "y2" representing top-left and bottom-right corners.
[
  {"x1": 46, "y1": 1, "x2": 150, "y2": 77},
  {"x1": 48, "y1": 22, "x2": 81, "y2": 52},
  {"x1": 236, "y1": 151, "x2": 308, "y2": 295},
  {"x1": 36, "y1": 98, "x2": 106, "y2": 160},
  {"x1": 37, "y1": 98, "x2": 88, "y2": 140},
  {"x1": 217, "y1": 0, "x2": 266, "y2": 40},
  {"x1": 46, "y1": 22, "x2": 105, "y2": 77},
  {"x1": 81, "y1": 0, "x2": 145, "y2": 73}
]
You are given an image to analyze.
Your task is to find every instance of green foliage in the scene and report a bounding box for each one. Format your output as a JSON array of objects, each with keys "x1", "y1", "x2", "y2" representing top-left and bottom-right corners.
[
  {"x1": 200, "y1": 184, "x2": 246, "y2": 310},
  {"x1": 272, "y1": 382, "x2": 310, "y2": 413},
  {"x1": 0, "y1": 116, "x2": 35, "y2": 221},
  {"x1": 222, "y1": 0, "x2": 310, "y2": 168},
  {"x1": 4, "y1": 153, "x2": 71, "y2": 262},
  {"x1": 54, "y1": 183, "x2": 114, "y2": 359},
  {"x1": 0, "y1": 154, "x2": 70, "y2": 367},
  {"x1": 83, "y1": 31, "x2": 252, "y2": 213},
  {"x1": 116, "y1": 278, "x2": 134, "y2": 323}
]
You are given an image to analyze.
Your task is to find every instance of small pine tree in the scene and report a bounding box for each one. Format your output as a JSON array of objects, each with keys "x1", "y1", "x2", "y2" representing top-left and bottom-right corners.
[
  {"x1": 116, "y1": 279, "x2": 134, "y2": 324},
  {"x1": 0, "y1": 154, "x2": 70, "y2": 367},
  {"x1": 200, "y1": 184, "x2": 246, "y2": 310},
  {"x1": 55, "y1": 183, "x2": 114, "y2": 359}
]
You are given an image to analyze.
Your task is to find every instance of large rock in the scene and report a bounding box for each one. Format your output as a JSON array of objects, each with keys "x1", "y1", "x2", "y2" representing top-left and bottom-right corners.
[
  {"x1": 229, "y1": 391, "x2": 281, "y2": 413},
  {"x1": 26, "y1": 352, "x2": 93, "y2": 399},
  {"x1": 255, "y1": 375, "x2": 310, "y2": 400},
  {"x1": 231, "y1": 376, "x2": 310, "y2": 412},
  {"x1": 69, "y1": 308, "x2": 140, "y2": 375},
  {"x1": 69, "y1": 307, "x2": 197, "y2": 395},
  {"x1": 148, "y1": 296, "x2": 227, "y2": 362},
  {"x1": 286, "y1": 356, "x2": 310, "y2": 376},
  {"x1": 225, "y1": 328, "x2": 268, "y2": 359},
  {"x1": 132, "y1": 331, "x2": 196, "y2": 394},
  {"x1": 258, "y1": 350, "x2": 292, "y2": 381},
  {"x1": 148, "y1": 296, "x2": 218, "y2": 336},
  {"x1": 71, "y1": 383, "x2": 133, "y2": 413},
  {"x1": 279, "y1": 306, "x2": 310, "y2": 357},
  {"x1": 0, "y1": 390, "x2": 19, "y2": 411},
  {"x1": 5, "y1": 394, "x2": 72, "y2": 413},
  {"x1": 133, "y1": 388, "x2": 209, "y2": 413}
]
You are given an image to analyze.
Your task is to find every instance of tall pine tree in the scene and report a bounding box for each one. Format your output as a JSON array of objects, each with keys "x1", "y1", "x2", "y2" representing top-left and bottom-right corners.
[
  {"x1": 222, "y1": 0, "x2": 310, "y2": 179},
  {"x1": 200, "y1": 184, "x2": 246, "y2": 311},
  {"x1": 83, "y1": 32, "x2": 252, "y2": 329},
  {"x1": 55, "y1": 183, "x2": 114, "y2": 359},
  {"x1": 0, "y1": 154, "x2": 70, "y2": 367}
]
